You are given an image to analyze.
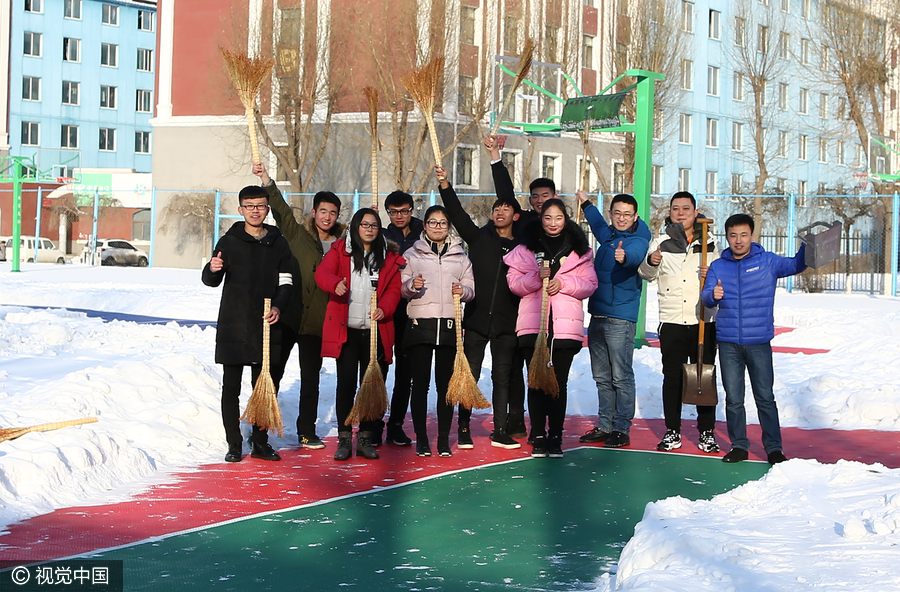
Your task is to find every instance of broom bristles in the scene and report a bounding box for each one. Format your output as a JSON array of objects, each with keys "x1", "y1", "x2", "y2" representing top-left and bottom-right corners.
[
  {"x1": 242, "y1": 373, "x2": 284, "y2": 436},
  {"x1": 345, "y1": 361, "x2": 389, "y2": 425},
  {"x1": 447, "y1": 350, "x2": 492, "y2": 410},
  {"x1": 491, "y1": 39, "x2": 535, "y2": 135},
  {"x1": 220, "y1": 47, "x2": 274, "y2": 109},
  {"x1": 363, "y1": 86, "x2": 379, "y2": 135},
  {"x1": 528, "y1": 332, "x2": 559, "y2": 396},
  {"x1": 401, "y1": 57, "x2": 445, "y2": 114}
]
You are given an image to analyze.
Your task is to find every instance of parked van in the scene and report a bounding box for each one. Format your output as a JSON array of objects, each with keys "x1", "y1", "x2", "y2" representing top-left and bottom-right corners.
[{"x1": 1, "y1": 236, "x2": 68, "y2": 264}]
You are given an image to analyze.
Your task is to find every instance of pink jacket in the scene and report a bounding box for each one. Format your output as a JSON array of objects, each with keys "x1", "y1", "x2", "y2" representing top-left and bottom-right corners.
[
  {"x1": 401, "y1": 236, "x2": 475, "y2": 319},
  {"x1": 504, "y1": 244, "x2": 598, "y2": 343}
]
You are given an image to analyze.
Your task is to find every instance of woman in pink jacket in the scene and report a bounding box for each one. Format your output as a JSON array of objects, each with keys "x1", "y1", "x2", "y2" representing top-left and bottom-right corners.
[
  {"x1": 504, "y1": 198, "x2": 598, "y2": 458},
  {"x1": 401, "y1": 205, "x2": 475, "y2": 457}
]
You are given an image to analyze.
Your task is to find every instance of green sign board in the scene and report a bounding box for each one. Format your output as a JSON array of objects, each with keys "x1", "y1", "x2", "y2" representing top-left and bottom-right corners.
[
  {"x1": 73, "y1": 173, "x2": 113, "y2": 206},
  {"x1": 560, "y1": 92, "x2": 628, "y2": 132}
]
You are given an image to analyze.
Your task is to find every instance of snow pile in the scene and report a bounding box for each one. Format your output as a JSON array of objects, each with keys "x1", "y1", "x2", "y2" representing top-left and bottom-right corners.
[{"x1": 604, "y1": 459, "x2": 900, "y2": 591}]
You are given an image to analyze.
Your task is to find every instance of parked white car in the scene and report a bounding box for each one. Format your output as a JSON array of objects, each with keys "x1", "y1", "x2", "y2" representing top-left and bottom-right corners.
[
  {"x1": 1, "y1": 236, "x2": 67, "y2": 264},
  {"x1": 83, "y1": 239, "x2": 149, "y2": 267}
]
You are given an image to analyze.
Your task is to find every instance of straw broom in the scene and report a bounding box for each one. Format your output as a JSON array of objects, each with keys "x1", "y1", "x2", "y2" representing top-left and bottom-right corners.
[
  {"x1": 401, "y1": 57, "x2": 445, "y2": 165},
  {"x1": 364, "y1": 86, "x2": 380, "y2": 208},
  {"x1": 220, "y1": 47, "x2": 274, "y2": 164},
  {"x1": 528, "y1": 261, "x2": 559, "y2": 396},
  {"x1": 490, "y1": 38, "x2": 535, "y2": 135},
  {"x1": 0, "y1": 417, "x2": 97, "y2": 444},
  {"x1": 346, "y1": 292, "x2": 389, "y2": 425},
  {"x1": 241, "y1": 298, "x2": 284, "y2": 436},
  {"x1": 576, "y1": 118, "x2": 591, "y2": 224},
  {"x1": 446, "y1": 293, "x2": 491, "y2": 410}
]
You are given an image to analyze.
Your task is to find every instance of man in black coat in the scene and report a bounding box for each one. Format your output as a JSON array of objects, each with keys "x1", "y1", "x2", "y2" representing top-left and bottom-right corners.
[{"x1": 202, "y1": 185, "x2": 294, "y2": 463}]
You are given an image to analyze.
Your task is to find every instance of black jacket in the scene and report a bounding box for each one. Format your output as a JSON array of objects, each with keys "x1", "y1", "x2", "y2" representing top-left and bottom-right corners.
[
  {"x1": 439, "y1": 183, "x2": 520, "y2": 337},
  {"x1": 384, "y1": 217, "x2": 425, "y2": 256},
  {"x1": 491, "y1": 160, "x2": 539, "y2": 235},
  {"x1": 202, "y1": 222, "x2": 293, "y2": 365}
]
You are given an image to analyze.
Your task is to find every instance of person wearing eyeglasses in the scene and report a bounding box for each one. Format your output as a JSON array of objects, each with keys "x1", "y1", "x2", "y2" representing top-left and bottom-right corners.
[
  {"x1": 253, "y1": 163, "x2": 344, "y2": 453},
  {"x1": 202, "y1": 185, "x2": 294, "y2": 463},
  {"x1": 400, "y1": 206, "x2": 475, "y2": 457},
  {"x1": 577, "y1": 191, "x2": 651, "y2": 450},
  {"x1": 381, "y1": 191, "x2": 425, "y2": 447},
  {"x1": 315, "y1": 209, "x2": 404, "y2": 461}
]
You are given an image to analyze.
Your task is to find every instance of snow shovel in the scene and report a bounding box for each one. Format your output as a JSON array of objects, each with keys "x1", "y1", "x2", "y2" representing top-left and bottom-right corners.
[{"x1": 682, "y1": 218, "x2": 718, "y2": 407}]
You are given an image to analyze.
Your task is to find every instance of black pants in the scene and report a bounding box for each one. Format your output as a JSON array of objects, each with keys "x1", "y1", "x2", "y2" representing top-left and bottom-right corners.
[
  {"x1": 272, "y1": 326, "x2": 325, "y2": 437},
  {"x1": 221, "y1": 364, "x2": 269, "y2": 447},
  {"x1": 521, "y1": 340, "x2": 580, "y2": 438},
  {"x1": 463, "y1": 329, "x2": 523, "y2": 430},
  {"x1": 387, "y1": 305, "x2": 413, "y2": 427},
  {"x1": 335, "y1": 328, "x2": 388, "y2": 433},
  {"x1": 407, "y1": 344, "x2": 457, "y2": 437},
  {"x1": 659, "y1": 322, "x2": 717, "y2": 432}
]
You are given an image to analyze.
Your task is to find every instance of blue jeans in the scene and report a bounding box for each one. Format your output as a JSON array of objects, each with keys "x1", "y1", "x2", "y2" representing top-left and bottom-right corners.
[
  {"x1": 588, "y1": 316, "x2": 637, "y2": 434},
  {"x1": 718, "y1": 342, "x2": 782, "y2": 454}
]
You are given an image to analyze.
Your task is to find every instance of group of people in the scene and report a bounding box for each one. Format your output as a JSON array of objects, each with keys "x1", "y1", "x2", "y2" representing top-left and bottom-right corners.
[{"x1": 202, "y1": 135, "x2": 807, "y2": 466}]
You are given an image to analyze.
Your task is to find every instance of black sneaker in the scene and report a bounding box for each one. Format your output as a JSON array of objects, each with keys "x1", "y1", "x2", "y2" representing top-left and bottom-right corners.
[
  {"x1": 356, "y1": 432, "x2": 379, "y2": 459},
  {"x1": 603, "y1": 431, "x2": 630, "y2": 448},
  {"x1": 334, "y1": 433, "x2": 352, "y2": 461},
  {"x1": 722, "y1": 448, "x2": 749, "y2": 463},
  {"x1": 698, "y1": 430, "x2": 720, "y2": 453},
  {"x1": 250, "y1": 441, "x2": 281, "y2": 461},
  {"x1": 531, "y1": 436, "x2": 549, "y2": 458},
  {"x1": 370, "y1": 425, "x2": 383, "y2": 448},
  {"x1": 547, "y1": 436, "x2": 564, "y2": 458},
  {"x1": 416, "y1": 439, "x2": 432, "y2": 457},
  {"x1": 490, "y1": 428, "x2": 522, "y2": 449},
  {"x1": 457, "y1": 426, "x2": 474, "y2": 449},
  {"x1": 656, "y1": 429, "x2": 682, "y2": 451},
  {"x1": 579, "y1": 427, "x2": 611, "y2": 443},
  {"x1": 437, "y1": 433, "x2": 452, "y2": 457},
  {"x1": 299, "y1": 434, "x2": 326, "y2": 450},
  {"x1": 767, "y1": 450, "x2": 787, "y2": 464},
  {"x1": 386, "y1": 424, "x2": 412, "y2": 446},
  {"x1": 224, "y1": 444, "x2": 242, "y2": 463},
  {"x1": 506, "y1": 413, "x2": 528, "y2": 439}
]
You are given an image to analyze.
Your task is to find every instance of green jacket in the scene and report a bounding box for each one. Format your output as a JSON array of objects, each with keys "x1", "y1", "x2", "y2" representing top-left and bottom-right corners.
[{"x1": 265, "y1": 181, "x2": 345, "y2": 336}]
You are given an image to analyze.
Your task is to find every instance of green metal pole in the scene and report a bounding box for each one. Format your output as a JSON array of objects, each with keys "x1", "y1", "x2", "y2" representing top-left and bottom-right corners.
[{"x1": 11, "y1": 158, "x2": 23, "y2": 272}]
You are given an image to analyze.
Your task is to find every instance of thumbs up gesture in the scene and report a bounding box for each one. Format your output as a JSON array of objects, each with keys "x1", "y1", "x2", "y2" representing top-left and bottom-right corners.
[
  {"x1": 210, "y1": 251, "x2": 224, "y2": 272},
  {"x1": 713, "y1": 279, "x2": 724, "y2": 300},
  {"x1": 335, "y1": 277, "x2": 348, "y2": 297},
  {"x1": 614, "y1": 241, "x2": 626, "y2": 264},
  {"x1": 649, "y1": 244, "x2": 662, "y2": 266},
  {"x1": 413, "y1": 273, "x2": 425, "y2": 290}
]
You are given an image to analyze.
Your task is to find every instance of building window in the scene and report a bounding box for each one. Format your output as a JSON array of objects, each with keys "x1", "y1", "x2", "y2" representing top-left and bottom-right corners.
[
  {"x1": 100, "y1": 85, "x2": 117, "y2": 109},
  {"x1": 63, "y1": 38, "x2": 80, "y2": 62},
  {"x1": 582, "y1": 35, "x2": 594, "y2": 69},
  {"x1": 458, "y1": 75, "x2": 474, "y2": 114},
  {"x1": 799, "y1": 134, "x2": 808, "y2": 160},
  {"x1": 821, "y1": 45, "x2": 829, "y2": 70},
  {"x1": 801, "y1": 0, "x2": 810, "y2": 18},
  {"x1": 679, "y1": 168, "x2": 691, "y2": 191},
  {"x1": 62, "y1": 81, "x2": 79, "y2": 105},
  {"x1": 776, "y1": 178, "x2": 786, "y2": 194},
  {"x1": 22, "y1": 121, "x2": 40, "y2": 145},
  {"x1": 709, "y1": 10, "x2": 720, "y2": 39},
  {"x1": 732, "y1": 122, "x2": 744, "y2": 151},
  {"x1": 24, "y1": 32, "x2": 42, "y2": 57},
  {"x1": 136, "y1": 89, "x2": 152, "y2": 113},
  {"x1": 137, "y1": 49, "x2": 153, "y2": 72},
  {"x1": 64, "y1": 0, "x2": 81, "y2": 19},
  {"x1": 733, "y1": 72, "x2": 744, "y2": 101},
  {"x1": 778, "y1": 82, "x2": 788, "y2": 110},
  {"x1": 734, "y1": 17, "x2": 745, "y2": 47},
  {"x1": 137, "y1": 10, "x2": 154, "y2": 31},
  {"x1": 681, "y1": 59, "x2": 693, "y2": 90},
  {"x1": 541, "y1": 154, "x2": 560, "y2": 183},
  {"x1": 759, "y1": 81, "x2": 767, "y2": 106},
  {"x1": 706, "y1": 118, "x2": 718, "y2": 147},
  {"x1": 22, "y1": 76, "x2": 41, "y2": 101},
  {"x1": 132, "y1": 209, "x2": 151, "y2": 240},
  {"x1": 99, "y1": 128, "x2": 116, "y2": 151},
  {"x1": 135, "y1": 131, "x2": 151, "y2": 154},
  {"x1": 503, "y1": 15, "x2": 519, "y2": 53},
  {"x1": 781, "y1": 0, "x2": 790, "y2": 12},
  {"x1": 681, "y1": 1, "x2": 694, "y2": 33},
  {"x1": 706, "y1": 171, "x2": 718, "y2": 197},
  {"x1": 25, "y1": 0, "x2": 42, "y2": 12},
  {"x1": 501, "y1": 151, "x2": 518, "y2": 187},
  {"x1": 838, "y1": 97, "x2": 846, "y2": 120},
  {"x1": 779, "y1": 32, "x2": 790, "y2": 59},
  {"x1": 758, "y1": 25, "x2": 768, "y2": 54},
  {"x1": 837, "y1": 140, "x2": 845, "y2": 165},
  {"x1": 653, "y1": 109, "x2": 663, "y2": 140},
  {"x1": 102, "y1": 4, "x2": 118, "y2": 25},
  {"x1": 460, "y1": 6, "x2": 476, "y2": 45},
  {"x1": 799, "y1": 88, "x2": 809, "y2": 114},
  {"x1": 456, "y1": 146, "x2": 476, "y2": 187},
  {"x1": 818, "y1": 138, "x2": 828, "y2": 162},
  {"x1": 798, "y1": 181, "x2": 807, "y2": 205},
  {"x1": 777, "y1": 130, "x2": 787, "y2": 157},
  {"x1": 651, "y1": 164, "x2": 663, "y2": 194},
  {"x1": 800, "y1": 38, "x2": 810, "y2": 65},
  {"x1": 61, "y1": 124, "x2": 78, "y2": 149},
  {"x1": 101, "y1": 43, "x2": 118, "y2": 67},
  {"x1": 679, "y1": 113, "x2": 692, "y2": 143},
  {"x1": 613, "y1": 162, "x2": 627, "y2": 193},
  {"x1": 819, "y1": 93, "x2": 828, "y2": 119},
  {"x1": 707, "y1": 66, "x2": 719, "y2": 96},
  {"x1": 731, "y1": 173, "x2": 743, "y2": 194},
  {"x1": 544, "y1": 24, "x2": 559, "y2": 63}
]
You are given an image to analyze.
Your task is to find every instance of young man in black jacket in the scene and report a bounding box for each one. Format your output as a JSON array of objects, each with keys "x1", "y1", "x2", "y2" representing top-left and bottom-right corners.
[
  {"x1": 434, "y1": 149, "x2": 523, "y2": 449},
  {"x1": 202, "y1": 185, "x2": 294, "y2": 463}
]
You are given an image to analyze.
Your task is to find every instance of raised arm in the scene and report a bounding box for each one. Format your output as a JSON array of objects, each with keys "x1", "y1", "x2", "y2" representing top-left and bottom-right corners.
[
  {"x1": 255, "y1": 163, "x2": 305, "y2": 243},
  {"x1": 581, "y1": 201, "x2": 612, "y2": 245},
  {"x1": 774, "y1": 244, "x2": 807, "y2": 278},
  {"x1": 436, "y1": 166, "x2": 480, "y2": 244}
]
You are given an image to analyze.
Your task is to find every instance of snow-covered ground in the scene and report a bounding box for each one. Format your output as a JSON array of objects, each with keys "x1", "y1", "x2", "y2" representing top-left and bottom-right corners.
[{"x1": 1, "y1": 262, "x2": 899, "y2": 590}]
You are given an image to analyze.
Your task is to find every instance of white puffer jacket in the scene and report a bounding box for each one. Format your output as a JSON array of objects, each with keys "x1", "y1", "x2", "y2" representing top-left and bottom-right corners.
[
  {"x1": 401, "y1": 235, "x2": 475, "y2": 319},
  {"x1": 638, "y1": 224, "x2": 719, "y2": 325}
]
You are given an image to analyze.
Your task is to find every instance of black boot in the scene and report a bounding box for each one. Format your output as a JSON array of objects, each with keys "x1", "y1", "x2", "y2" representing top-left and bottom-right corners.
[
  {"x1": 356, "y1": 431, "x2": 380, "y2": 459},
  {"x1": 386, "y1": 423, "x2": 412, "y2": 446},
  {"x1": 506, "y1": 413, "x2": 527, "y2": 439},
  {"x1": 416, "y1": 434, "x2": 432, "y2": 457},
  {"x1": 437, "y1": 432, "x2": 452, "y2": 457},
  {"x1": 250, "y1": 441, "x2": 281, "y2": 461},
  {"x1": 224, "y1": 443, "x2": 242, "y2": 462},
  {"x1": 334, "y1": 432, "x2": 352, "y2": 461}
]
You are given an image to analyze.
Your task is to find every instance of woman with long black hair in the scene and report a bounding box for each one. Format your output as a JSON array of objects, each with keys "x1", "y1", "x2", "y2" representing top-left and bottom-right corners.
[
  {"x1": 316, "y1": 208, "x2": 404, "y2": 461},
  {"x1": 504, "y1": 199, "x2": 598, "y2": 458}
]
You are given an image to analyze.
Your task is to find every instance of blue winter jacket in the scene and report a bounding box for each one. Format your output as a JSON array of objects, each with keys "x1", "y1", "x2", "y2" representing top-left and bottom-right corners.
[
  {"x1": 583, "y1": 202, "x2": 652, "y2": 323},
  {"x1": 701, "y1": 243, "x2": 806, "y2": 345}
]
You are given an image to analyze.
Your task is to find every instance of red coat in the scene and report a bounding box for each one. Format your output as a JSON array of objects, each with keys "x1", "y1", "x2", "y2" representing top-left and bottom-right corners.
[{"x1": 315, "y1": 239, "x2": 404, "y2": 363}]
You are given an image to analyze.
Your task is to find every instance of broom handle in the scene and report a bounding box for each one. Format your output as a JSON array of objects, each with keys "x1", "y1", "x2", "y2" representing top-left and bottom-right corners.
[
  {"x1": 246, "y1": 106, "x2": 261, "y2": 165},
  {"x1": 539, "y1": 261, "x2": 550, "y2": 337},
  {"x1": 369, "y1": 291, "x2": 378, "y2": 363},
  {"x1": 576, "y1": 120, "x2": 590, "y2": 224},
  {"x1": 371, "y1": 134, "x2": 379, "y2": 208},
  {"x1": 696, "y1": 220, "x2": 712, "y2": 380},
  {"x1": 23, "y1": 417, "x2": 98, "y2": 434},
  {"x1": 262, "y1": 298, "x2": 271, "y2": 373},
  {"x1": 454, "y1": 293, "x2": 463, "y2": 348},
  {"x1": 424, "y1": 112, "x2": 442, "y2": 166},
  {"x1": 491, "y1": 85, "x2": 519, "y2": 136}
]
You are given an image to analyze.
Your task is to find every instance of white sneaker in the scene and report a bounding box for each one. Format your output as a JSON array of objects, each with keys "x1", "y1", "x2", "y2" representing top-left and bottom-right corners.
[{"x1": 656, "y1": 429, "x2": 682, "y2": 451}]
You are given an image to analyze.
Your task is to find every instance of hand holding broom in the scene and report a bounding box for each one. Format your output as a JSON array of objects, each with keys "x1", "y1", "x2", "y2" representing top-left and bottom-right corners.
[
  {"x1": 346, "y1": 292, "x2": 389, "y2": 425},
  {"x1": 220, "y1": 47, "x2": 274, "y2": 164},
  {"x1": 528, "y1": 261, "x2": 559, "y2": 396},
  {"x1": 241, "y1": 298, "x2": 284, "y2": 436},
  {"x1": 446, "y1": 292, "x2": 491, "y2": 410}
]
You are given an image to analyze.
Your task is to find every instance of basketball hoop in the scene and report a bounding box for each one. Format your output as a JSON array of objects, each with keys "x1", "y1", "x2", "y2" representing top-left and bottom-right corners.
[
  {"x1": 56, "y1": 177, "x2": 76, "y2": 185},
  {"x1": 494, "y1": 134, "x2": 508, "y2": 150},
  {"x1": 853, "y1": 173, "x2": 871, "y2": 190}
]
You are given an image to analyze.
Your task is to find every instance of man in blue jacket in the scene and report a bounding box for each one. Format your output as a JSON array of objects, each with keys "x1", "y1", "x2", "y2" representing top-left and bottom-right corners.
[
  {"x1": 578, "y1": 191, "x2": 651, "y2": 448},
  {"x1": 702, "y1": 213, "x2": 806, "y2": 464}
]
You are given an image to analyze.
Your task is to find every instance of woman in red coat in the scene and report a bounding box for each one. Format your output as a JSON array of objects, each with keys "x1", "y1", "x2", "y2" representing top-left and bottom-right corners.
[{"x1": 315, "y1": 208, "x2": 404, "y2": 461}]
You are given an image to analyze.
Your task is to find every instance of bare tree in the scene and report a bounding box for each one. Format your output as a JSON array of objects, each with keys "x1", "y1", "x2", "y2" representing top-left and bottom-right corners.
[{"x1": 158, "y1": 192, "x2": 217, "y2": 258}]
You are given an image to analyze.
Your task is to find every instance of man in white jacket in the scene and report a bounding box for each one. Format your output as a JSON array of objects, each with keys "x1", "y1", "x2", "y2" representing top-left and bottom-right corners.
[{"x1": 638, "y1": 192, "x2": 720, "y2": 453}]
